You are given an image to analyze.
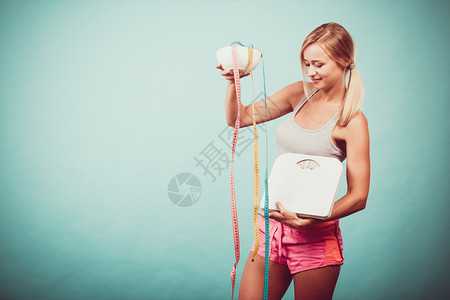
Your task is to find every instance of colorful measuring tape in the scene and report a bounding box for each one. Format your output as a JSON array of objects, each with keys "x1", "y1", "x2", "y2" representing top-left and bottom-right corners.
[
  {"x1": 262, "y1": 52, "x2": 270, "y2": 300},
  {"x1": 229, "y1": 45, "x2": 241, "y2": 300},
  {"x1": 229, "y1": 42, "x2": 270, "y2": 300},
  {"x1": 245, "y1": 45, "x2": 260, "y2": 264}
]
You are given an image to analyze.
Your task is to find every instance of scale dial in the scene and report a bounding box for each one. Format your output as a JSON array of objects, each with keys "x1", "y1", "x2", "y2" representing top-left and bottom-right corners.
[{"x1": 296, "y1": 159, "x2": 320, "y2": 170}]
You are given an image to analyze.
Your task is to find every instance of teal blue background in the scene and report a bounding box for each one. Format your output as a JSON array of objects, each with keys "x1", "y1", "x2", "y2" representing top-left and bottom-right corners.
[{"x1": 1, "y1": 0, "x2": 449, "y2": 299}]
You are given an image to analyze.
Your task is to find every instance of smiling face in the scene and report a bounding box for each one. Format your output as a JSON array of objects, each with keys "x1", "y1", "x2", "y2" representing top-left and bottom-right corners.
[{"x1": 302, "y1": 43, "x2": 346, "y2": 90}]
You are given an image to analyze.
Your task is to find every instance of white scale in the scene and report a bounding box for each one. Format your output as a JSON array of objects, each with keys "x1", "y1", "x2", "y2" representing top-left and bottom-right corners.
[{"x1": 260, "y1": 153, "x2": 344, "y2": 220}]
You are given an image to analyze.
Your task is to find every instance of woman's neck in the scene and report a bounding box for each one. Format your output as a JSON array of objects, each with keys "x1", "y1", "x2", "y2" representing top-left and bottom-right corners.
[{"x1": 316, "y1": 80, "x2": 346, "y2": 106}]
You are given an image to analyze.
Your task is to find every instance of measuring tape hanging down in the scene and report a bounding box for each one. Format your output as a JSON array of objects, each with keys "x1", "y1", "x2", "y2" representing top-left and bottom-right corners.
[
  {"x1": 248, "y1": 45, "x2": 261, "y2": 264},
  {"x1": 261, "y1": 52, "x2": 270, "y2": 300},
  {"x1": 229, "y1": 45, "x2": 241, "y2": 300},
  {"x1": 227, "y1": 42, "x2": 270, "y2": 300}
]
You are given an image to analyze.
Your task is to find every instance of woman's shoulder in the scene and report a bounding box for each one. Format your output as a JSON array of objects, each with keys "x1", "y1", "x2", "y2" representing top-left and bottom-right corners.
[
  {"x1": 282, "y1": 81, "x2": 315, "y2": 109},
  {"x1": 286, "y1": 81, "x2": 315, "y2": 94},
  {"x1": 341, "y1": 110, "x2": 369, "y2": 140},
  {"x1": 347, "y1": 110, "x2": 368, "y2": 128}
]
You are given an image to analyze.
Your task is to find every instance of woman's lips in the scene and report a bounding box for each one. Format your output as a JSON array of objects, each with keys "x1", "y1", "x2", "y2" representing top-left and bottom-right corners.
[{"x1": 312, "y1": 78, "x2": 321, "y2": 83}]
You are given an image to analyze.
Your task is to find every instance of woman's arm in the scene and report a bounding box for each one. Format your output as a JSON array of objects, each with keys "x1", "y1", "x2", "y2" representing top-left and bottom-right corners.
[
  {"x1": 321, "y1": 111, "x2": 371, "y2": 222},
  {"x1": 217, "y1": 63, "x2": 308, "y2": 128}
]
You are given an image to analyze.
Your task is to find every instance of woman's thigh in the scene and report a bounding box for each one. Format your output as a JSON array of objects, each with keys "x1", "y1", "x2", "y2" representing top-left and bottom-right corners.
[
  {"x1": 293, "y1": 265, "x2": 341, "y2": 300},
  {"x1": 239, "y1": 251, "x2": 293, "y2": 300}
]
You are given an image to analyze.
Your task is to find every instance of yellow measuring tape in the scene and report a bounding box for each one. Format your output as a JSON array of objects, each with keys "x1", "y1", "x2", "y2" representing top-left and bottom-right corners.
[{"x1": 248, "y1": 47, "x2": 261, "y2": 262}]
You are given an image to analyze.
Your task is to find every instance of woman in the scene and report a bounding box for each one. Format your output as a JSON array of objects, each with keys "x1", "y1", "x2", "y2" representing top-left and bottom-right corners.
[{"x1": 216, "y1": 22, "x2": 370, "y2": 299}]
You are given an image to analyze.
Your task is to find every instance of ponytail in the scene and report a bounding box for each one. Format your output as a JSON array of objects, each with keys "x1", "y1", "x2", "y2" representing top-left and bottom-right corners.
[{"x1": 338, "y1": 67, "x2": 364, "y2": 126}]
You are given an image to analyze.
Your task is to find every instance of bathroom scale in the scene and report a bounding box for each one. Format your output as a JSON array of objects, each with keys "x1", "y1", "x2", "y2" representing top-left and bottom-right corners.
[{"x1": 260, "y1": 153, "x2": 344, "y2": 220}]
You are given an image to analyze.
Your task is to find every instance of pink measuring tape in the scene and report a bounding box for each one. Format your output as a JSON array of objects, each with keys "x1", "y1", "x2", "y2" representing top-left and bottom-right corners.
[{"x1": 229, "y1": 45, "x2": 241, "y2": 299}]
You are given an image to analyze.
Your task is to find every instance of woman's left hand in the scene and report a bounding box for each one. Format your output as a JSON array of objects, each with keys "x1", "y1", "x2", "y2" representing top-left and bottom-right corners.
[{"x1": 260, "y1": 202, "x2": 320, "y2": 229}]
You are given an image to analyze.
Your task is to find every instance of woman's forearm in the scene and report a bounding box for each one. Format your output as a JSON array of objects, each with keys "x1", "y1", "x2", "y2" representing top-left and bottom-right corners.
[
  {"x1": 325, "y1": 193, "x2": 367, "y2": 222},
  {"x1": 301, "y1": 193, "x2": 366, "y2": 228}
]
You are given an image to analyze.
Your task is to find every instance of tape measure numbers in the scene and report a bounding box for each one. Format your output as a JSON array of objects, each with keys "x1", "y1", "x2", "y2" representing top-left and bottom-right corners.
[
  {"x1": 230, "y1": 45, "x2": 241, "y2": 300},
  {"x1": 249, "y1": 46, "x2": 261, "y2": 263}
]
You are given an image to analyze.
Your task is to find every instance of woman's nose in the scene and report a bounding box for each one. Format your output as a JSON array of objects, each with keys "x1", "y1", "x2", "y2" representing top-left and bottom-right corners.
[{"x1": 307, "y1": 67, "x2": 316, "y2": 77}]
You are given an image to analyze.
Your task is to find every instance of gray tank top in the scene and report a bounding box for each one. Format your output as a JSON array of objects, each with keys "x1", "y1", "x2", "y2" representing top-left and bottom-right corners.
[{"x1": 275, "y1": 88, "x2": 347, "y2": 162}]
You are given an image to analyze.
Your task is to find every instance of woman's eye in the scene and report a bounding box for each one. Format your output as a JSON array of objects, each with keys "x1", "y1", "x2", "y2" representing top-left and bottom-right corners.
[
  {"x1": 316, "y1": 65, "x2": 323, "y2": 68},
  {"x1": 305, "y1": 64, "x2": 310, "y2": 67}
]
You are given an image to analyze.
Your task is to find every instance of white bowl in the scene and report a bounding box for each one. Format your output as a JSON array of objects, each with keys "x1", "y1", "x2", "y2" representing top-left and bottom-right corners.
[{"x1": 216, "y1": 45, "x2": 262, "y2": 73}]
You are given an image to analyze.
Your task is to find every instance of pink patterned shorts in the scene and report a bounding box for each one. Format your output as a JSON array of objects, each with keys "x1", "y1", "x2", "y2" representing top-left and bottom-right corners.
[{"x1": 251, "y1": 216, "x2": 344, "y2": 274}]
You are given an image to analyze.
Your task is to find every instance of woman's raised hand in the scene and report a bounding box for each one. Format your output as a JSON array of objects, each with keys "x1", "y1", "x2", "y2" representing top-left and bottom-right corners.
[{"x1": 216, "y1": 63, "x2": 251, "y2": 82}]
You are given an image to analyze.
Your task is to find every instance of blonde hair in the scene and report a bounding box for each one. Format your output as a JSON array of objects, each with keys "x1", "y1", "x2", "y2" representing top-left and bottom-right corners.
[{"x1": 300, "y1": 22, "x2": 364, "y2": 127}]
